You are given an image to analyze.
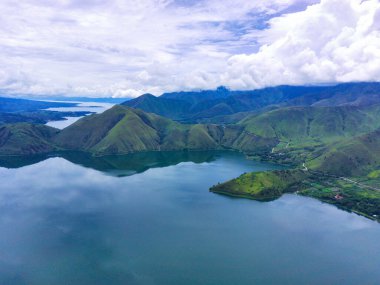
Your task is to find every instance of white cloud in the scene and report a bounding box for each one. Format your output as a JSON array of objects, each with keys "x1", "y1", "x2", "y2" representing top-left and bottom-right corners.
[
  {"x1": 1, "y1": 0, "x2": 376, "y2": 97},
  {"x1": 223, "y1": 0, "x2": 380, "y2": 89}
]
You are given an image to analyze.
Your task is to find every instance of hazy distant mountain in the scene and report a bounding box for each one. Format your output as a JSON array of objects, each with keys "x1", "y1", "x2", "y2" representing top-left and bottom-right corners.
[
  {"x1": 122, "y1": 82, "x2": 380, "y2": 122},
  {"x1": 0, "y1": 97, "x2": 76, "y2": 112}
]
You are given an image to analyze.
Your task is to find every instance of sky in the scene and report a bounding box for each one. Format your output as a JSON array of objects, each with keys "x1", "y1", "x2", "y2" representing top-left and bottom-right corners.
[{"x1": 0, "y1": 0, "x2": 379, "y2": 98}]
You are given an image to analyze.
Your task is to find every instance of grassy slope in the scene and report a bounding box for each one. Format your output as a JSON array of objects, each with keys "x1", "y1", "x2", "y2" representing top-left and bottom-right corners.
[
  {"x1": 53, "y1": 105, "x2": 127, "y2": 150},
  {"x1": 210, "y1": 170, "x2": 307, "y2": 200},
  {"x1": 54, "y1": 105, "x2": 277, "y2": 155},
  {"x1": 122, "y1": 94, "x2": 190, "y2": 120},
  {"x1": 0, "y1": 123, "x2": 59, "y2": 155},
  {"x1": 212, "y1": 104, "x2": 380, "y2": 220},
  {"x1": 240, "y1": 105, "x2": 380, "y2": 144},
  {"x1": 239, "y1": 104, "x2": 380, "y2": 173},
  {"x1": 308, "y1": 128, "x2": 380, "y2": 176}
]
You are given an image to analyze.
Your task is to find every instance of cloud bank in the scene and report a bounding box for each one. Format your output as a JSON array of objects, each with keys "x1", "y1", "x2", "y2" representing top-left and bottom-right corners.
[
  {"x1": 0, "y1": 0, "x2": 378, "y2": 97},
  {"x1": 224, "y1": 0, "x2": 380, "y2": 89}
]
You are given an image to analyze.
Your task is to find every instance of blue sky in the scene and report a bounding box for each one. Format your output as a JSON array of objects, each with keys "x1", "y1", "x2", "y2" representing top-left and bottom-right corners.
[{"x1": 0, "y1": 0, "x2": 379, "y2": 97}]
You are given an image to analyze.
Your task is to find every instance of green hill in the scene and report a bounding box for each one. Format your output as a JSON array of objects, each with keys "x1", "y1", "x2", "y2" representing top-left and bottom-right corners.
[
  {"x1": 54, "y1": 105, "x2": 277, "y2": 155},
  {"x1": 122, "y1": 93, "x2": 190, "y2": 120},
  {"x1": 240, "y1": 105, "x2": 380, "y2": 144},
  {"x1": 210, "y1": 170, "x2": 306, "y2": 200},
  {"x1": 238, "y1": 104, "x2": 380, "y2": 177},
  {"x1": 308, "y1": 128, "x2": 380, "y2": 176},
  {"x1": 0, "y1": 123, "x2": 59, "y2": 155}
]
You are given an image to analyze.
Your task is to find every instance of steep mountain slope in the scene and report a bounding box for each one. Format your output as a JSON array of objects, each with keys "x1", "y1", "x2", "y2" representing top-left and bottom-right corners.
[
  {"x1": 308, "y1": 128, "x2": 380, "y2": 176},
  {"x1": 54, "y1": 105, "x2": 277, "y2": 155},
  {"x1": 122, "y1": 93, "x2": 190, "y2": 120},
  {"x1": 240, "y1": 105, "x2": 380, "y2": 143},
  {"x1": 238, "y1": 104, "x2": 380, "y2": 173},
  {"x1": 122, "y1": 85, "x2": 316, "y2": 121},
  {"x1": 0, "y1": 123, "x2": 59, "y2": 155},
  {"x1": 160, "y1": 86, "x2": 231, "y2": 105},
  {"x1": 285, "y1": 82, "x2": 380, "y2": 107},
  {"x1": 122, "y1": 82, "x2": 380, "y2": 122}
]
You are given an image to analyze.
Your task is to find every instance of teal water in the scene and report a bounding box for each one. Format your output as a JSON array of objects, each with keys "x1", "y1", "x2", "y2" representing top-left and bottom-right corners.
[{"x1": 0, "y1": 151, "x2": 379, "y2": 285}]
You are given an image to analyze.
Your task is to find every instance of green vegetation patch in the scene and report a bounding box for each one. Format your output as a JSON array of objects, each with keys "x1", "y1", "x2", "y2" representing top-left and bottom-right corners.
[
  {"x1": 210, "y1": 169, "x2": 307, "y2": 200},
  {"x1": 300, "y1": 178, "x2": 380, "y2": 221},
  {"x1": 368, "y1": 170, "x2": 380, "y2": 179}
]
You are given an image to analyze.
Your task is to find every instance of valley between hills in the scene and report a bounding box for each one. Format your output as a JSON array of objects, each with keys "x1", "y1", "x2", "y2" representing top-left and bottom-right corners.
[{"x1": 1, "y1": 82, "x2": 380, "y2": 221}]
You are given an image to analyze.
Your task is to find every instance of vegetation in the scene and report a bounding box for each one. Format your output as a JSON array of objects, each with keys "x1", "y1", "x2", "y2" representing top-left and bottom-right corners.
[
  {"x1": 0, "y1": 123, "x2": 59, "y2": 155},
  {"x1": 3, "y1": 83, "x2": 380, "y2": 221},
  {"x1": 122, "y1": 93, "x2": 190, "y2": 120},
  {"x1": 299, "y1": 177, "x2": 380, "y2": 221},
  {"x1": 210, "y1": 170, "x2": 307, "y2": 200},
  {"x1": 0, "y1": 110, "x2": 92, "y2": 125},
  {"x1": 53, "y1": 105, "x2": 277, "y2": 155},
  {"x1": 0, "y1": 96, "x2": 89, "y2": 125},
  {"x1": 307, "y1": 128, "x2": 380, "y2": 176},
  {"x1": 122, "y1": 82, "x2": 380, "y2": 122},
  {"x1": 240, "y1": 105, "x2": 380, "y2": 143}
]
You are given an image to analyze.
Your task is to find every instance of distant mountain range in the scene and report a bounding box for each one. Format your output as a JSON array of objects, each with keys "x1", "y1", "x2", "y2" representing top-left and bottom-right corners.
[
  {"x1": 0, "y1": 96, "x2": 76, "y2": 112},
  {"x1": 0, "y1": 97, "x2": 91, "y2": 124},
  {"x1": 123, "y1": 82, "x2": 380, "y2": 122}
]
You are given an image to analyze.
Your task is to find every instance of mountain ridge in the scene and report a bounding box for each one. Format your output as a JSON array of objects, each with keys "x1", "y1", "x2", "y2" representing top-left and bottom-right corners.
[{"x1": 122, "y1": 82, "x2": 380, "y2": 122}]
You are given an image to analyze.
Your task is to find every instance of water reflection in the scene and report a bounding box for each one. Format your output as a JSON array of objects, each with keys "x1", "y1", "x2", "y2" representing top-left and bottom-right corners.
[
  {"x1": 0, "y1": 150, "x2": 220, "y2": 176},
  {"x1": 0, "y1": 152, "x2": 379, "y2": 285}
]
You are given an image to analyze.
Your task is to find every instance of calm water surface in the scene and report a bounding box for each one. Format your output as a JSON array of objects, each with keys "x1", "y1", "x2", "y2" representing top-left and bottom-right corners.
[
  {"x1": 45, "y1": 101, "x2": 113, "y2": 129},
  {"x1": 0, "y1": 151, "x2": 379, "y2": 285}
]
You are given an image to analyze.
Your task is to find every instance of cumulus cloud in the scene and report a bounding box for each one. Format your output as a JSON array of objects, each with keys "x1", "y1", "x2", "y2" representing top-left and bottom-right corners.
[
  {"x1": 224, "y1": 0, "x2": 380, "y2": 89},
  {"x1": 0, "y1": 0, "x2": 377, "y2": 97}
]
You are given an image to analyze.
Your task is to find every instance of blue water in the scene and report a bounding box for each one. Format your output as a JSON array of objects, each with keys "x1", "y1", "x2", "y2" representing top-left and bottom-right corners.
[{"x1": 0, "y1": 151, "x2": 379, "y2": 285}]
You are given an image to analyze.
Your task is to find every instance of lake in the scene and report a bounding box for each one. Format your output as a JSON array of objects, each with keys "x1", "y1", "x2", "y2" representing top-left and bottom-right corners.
[
  {"x1": 0, "y1": 151, "x2": 379, "y2": 285},
  {"x1": 45, "y1": 101, "x2": 113, "y2": 129}
]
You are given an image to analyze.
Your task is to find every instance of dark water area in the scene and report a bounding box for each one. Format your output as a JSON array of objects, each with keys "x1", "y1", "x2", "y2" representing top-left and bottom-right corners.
[{"x1": 0, "y1": 151, "x2": 379, "y2": 285}]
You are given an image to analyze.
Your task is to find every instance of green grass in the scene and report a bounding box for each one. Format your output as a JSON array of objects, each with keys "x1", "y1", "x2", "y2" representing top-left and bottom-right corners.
[
  {"x1": 240, "y1": 105, "x2": 380, "y2": 144},
  {"x1": 210, "y1": 169, "x2": 307, "y2": 200},
  {"x1": 0, "y1": 123, "x2": 59, "y2": 155},
  {"x1": 307, "y1": 128, "x2": 380, "y2": 176},
  {"x1": 52, "y1": 105, "x2": 277, "y2": 156},
  {"x1": 300, "y1": 178, "x2": 380, "y2": 221},
  {"x1": 368, "y1": 170, "x2": 380, "y2": 179}
]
